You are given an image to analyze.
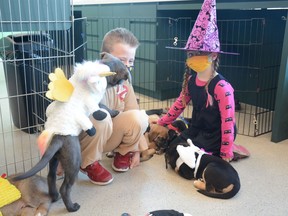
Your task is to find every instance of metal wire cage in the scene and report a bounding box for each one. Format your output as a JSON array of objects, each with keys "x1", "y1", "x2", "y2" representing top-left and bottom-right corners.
[
  {"x1": 86, "y1": 15, "x2": 280, "y2": 137},
  {"x1": 0, "y1": 2, "x2": 284, "y2": 175},
  {"x1": 0, "y1": 0, "x2": 86, "y2": 175}
]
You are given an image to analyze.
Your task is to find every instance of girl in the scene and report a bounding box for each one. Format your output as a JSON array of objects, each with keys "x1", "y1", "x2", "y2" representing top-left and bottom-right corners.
[
  {"x1": 158, "y1": 51, "x2": 236, "y2": 161},
  {"x1": 157, "y1": 0, "x2": 249, "y2": 162}
]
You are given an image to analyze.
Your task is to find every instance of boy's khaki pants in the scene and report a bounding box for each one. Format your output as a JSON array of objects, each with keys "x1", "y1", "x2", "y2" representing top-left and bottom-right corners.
[{"x1": 79, "y1": 109, "x2": 148, "y2": 168}]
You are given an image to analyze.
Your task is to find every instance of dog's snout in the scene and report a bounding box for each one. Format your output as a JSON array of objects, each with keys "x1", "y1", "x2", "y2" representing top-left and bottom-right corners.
[{"x1": 155, "y1": 136, "x2": 168, "y2": 148}]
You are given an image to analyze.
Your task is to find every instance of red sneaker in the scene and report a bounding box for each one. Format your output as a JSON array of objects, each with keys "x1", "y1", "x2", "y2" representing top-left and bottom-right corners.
[
  {"x1": 80, "y1": 161, "x2": 113, "y2": 185},
  {"x1": 112, "y1": 152, "x2": 134, "y2": 172}
]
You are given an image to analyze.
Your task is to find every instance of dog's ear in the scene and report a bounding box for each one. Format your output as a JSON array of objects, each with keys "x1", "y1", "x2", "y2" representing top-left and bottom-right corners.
[
  {"x1": 145, "y1": 125, "x2": 151, "y2": 133},
  {"x1": 168, "y1": 129, "x2": 177, "y2": 140},
  {"x1": 148, "y1": 124, "x2": 167, "y2": 142},
  {"x1": 148, "y1": 126, "x2": 159, "y2": 142},
  {"x1": 100, "y1": 52, "x2": 110, "y2": 60},
  {"x1": 100, "y1": 52, "x2": 105, "y2": 59},
  {"x1": 171, "y1": 120, "x2": 187, "y2": 132}
]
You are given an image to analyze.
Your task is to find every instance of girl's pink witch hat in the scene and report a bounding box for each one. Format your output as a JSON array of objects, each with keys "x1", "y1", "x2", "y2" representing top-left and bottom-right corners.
[{"x1": 167, "y1": 0, "x2": 239, "y2": 55}]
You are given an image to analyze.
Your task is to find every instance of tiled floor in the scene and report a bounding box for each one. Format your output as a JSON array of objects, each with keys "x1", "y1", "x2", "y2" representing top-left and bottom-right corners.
[{"x1": 48, "y1": 133, "x2": 288, "y2": 216}]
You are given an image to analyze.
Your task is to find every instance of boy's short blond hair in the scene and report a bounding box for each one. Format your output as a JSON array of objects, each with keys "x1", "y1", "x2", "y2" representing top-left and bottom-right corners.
[{"x1": 101, "y1": 27, "x2": 140, "y2": 53}]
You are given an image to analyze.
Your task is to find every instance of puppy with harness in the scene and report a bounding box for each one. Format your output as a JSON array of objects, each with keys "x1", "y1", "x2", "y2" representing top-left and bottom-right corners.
[{"x1": 165, "y1": 137, "x2": 240, "y2": 199}]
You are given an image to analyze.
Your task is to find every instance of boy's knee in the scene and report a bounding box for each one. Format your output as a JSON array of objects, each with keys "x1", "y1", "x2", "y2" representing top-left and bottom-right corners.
[
  {"x1": 131, "y1": 110, "x2": 149, "y2": 133},
  {"x1": 91, "y1": 111, "x2": 113, "y2": 133}
]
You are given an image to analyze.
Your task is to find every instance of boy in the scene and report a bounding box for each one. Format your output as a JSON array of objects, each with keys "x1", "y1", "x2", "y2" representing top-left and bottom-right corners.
[{"x1": 79, "y1": 28, "x2": 149, "y2": 185}]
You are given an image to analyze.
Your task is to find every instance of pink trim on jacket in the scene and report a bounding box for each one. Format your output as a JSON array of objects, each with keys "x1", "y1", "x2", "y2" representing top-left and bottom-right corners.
[{"x1": 158, "y1": 76, "x2": 235, "y2": 159}]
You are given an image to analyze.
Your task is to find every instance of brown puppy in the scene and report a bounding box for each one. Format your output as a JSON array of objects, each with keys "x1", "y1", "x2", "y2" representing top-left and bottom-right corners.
[
  {"x1": 141, "y1": 117, "x2": 187, "y2": 161},
  {"x1": 106, "y1": 114, "x2": 169, "y2": 161},
  {"x1": 0, "y1": 174, "x2": 52, "y2": 216},
  {"x1": 141, "y1": 123, "x2": 169, "y2": 161}
]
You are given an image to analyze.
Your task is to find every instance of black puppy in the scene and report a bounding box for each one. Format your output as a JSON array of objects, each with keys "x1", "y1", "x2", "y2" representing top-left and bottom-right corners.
[
  {"x1": 100, "y1": 52, "x2": 130, "y2": 87},
  {"x1": 164, "y1": 132, "x2": 240, "y2": 199},
  {"x1": 98, "y1": 52, "x2": 129, "y2": 118}
]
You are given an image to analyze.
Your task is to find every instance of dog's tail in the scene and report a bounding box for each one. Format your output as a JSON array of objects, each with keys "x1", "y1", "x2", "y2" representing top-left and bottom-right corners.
[
  {"x1": 37, "y1": 130, "x2": 55, "y2": 156},
  {"x1": 12, "y1": 134, "x2": 63, "y2": 181},
  {"x1": 197, "y1": 181, "x2": 241, "y2": 199}
]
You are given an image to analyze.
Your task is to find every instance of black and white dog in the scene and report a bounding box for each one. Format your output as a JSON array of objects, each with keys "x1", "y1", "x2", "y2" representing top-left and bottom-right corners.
[{"x1": 164, "y1": 131, "x2": 240, "y2": 199}]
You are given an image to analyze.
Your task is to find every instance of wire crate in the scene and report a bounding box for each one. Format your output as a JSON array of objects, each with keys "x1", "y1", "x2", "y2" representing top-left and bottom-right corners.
[
  {"x1": 0, "y1": 0, "x2": 86, "y2": 175},
  {"x1": 86, "y1": 16, "x2": 279, "y2": 137},
  {"x1": 1, "y1": 3, "x2": 283, "y2": 175}
]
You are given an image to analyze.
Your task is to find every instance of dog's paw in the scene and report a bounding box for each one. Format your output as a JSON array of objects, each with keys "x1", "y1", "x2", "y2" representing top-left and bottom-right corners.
[
  {"x1": 106, "y1": 151, "x2": 115, "y2": 158},
  {"x1": 35, "y1": 210, "x2": 49, "y2": 216},
  {"x1": 140, "y1": 149, "x2": 155, "y2": 162},
  {"x1": 67, "y1": 203, "x2": 80, "y2": 212},
  {"x1": 140, "y1": 154, "x2": 153, "y2": 162},
  {"x1": 193, "y1": 179, "x2": 205, "y2": 190},
  {"x1": 156, "y1": 149, "x2": 165, "y2": 155},
  {"x1": 50, "y1": 192, "x2": 60, "y2": 202}
]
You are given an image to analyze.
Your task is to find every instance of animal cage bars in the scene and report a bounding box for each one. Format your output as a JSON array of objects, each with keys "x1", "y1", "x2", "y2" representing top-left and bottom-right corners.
[
  {"x1": 0, "y1": 0, "x2": 84, "y2": 175},
  {"x1": 86, "y1": 16, "x2": 276, "y2": 137},
  {"x1": 0, "y1": 7, "x2": 279, "y2": 176}
]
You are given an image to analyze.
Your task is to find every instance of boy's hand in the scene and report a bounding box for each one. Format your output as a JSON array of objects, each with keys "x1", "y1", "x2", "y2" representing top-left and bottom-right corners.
[{"x1": 130, "y1": 151, "x2": 140, "y2": 169}]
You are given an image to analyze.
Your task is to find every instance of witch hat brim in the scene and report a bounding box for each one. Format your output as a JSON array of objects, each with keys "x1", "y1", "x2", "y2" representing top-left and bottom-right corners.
[{"x1": 165, "y1": 46, "x2": 240, "y2": 55}]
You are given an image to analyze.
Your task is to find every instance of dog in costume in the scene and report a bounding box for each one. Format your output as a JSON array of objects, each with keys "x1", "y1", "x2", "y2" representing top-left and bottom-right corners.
[
  {"x1": 12, "y1": 53, "x2": 129, "y2": 212},
  {"x1": 0, "y1": 174, "x2": 52, "y2": 216},
  {"x1": 0, "y1": 174, "x2": 21, "y2": 216},
  {"x1": 165, "y1": 137, "x2": 240, "y2": 199}
]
